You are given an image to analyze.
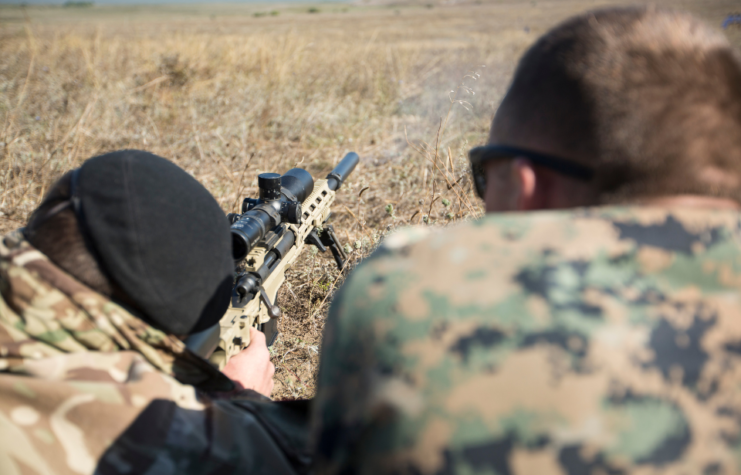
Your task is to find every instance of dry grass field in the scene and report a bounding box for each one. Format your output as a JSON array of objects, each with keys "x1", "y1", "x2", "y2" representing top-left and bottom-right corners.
[{"x1": 2, "y1": 0, "x2": 740, "y2": 399}]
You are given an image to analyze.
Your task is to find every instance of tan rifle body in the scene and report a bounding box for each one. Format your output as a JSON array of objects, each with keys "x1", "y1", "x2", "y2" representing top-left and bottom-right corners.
[{"x1": 207, "y1": 179, "x2": 336, "y2": 369}]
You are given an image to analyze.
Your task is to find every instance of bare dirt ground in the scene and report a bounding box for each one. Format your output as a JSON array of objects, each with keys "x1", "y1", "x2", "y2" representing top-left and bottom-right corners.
[{"x1": 2, "y1": 0, "x2": 740, "y2": 399}]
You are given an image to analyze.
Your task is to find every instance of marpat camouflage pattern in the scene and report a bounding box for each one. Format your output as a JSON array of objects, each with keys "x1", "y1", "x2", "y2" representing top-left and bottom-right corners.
[
  {"x1": 0, "y1": 230, "x2": 310, "y2": 475},
  {"x1": 313, "y1": 207, "x2": 741, "y2": 475}
]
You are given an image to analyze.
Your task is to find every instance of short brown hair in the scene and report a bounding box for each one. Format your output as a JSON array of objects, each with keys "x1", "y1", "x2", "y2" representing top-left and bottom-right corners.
[
  {"x1": 24, "y1": 172, "x2": 115, "y2": 296},
  {"x1": 491, "y1": 6, "x2": 741, "y2": 202}
]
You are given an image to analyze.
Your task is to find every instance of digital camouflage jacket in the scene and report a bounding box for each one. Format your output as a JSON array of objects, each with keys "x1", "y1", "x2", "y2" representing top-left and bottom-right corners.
[
  {"x1": 313, "y1": 207, "x2": 741, "y2": 475},
  {"x1": 0, "y1": 231, "x2": 310, "y2": 475}
]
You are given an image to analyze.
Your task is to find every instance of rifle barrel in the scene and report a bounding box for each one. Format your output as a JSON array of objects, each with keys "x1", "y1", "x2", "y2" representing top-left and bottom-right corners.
[{"x1": 326, "y1": 152, "x2": 359, "y2": 191}]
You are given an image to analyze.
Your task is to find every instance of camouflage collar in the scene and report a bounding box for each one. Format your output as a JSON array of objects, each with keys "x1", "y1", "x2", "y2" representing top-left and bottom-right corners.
[{"x1": 0, "y1": 230, "x2": 234, "y2": 392}]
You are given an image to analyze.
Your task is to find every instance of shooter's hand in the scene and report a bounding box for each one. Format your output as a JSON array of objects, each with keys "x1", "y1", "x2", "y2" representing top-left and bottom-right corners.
[{"x1": 222, "y1": 327, "x2": 275, "y2": 397}]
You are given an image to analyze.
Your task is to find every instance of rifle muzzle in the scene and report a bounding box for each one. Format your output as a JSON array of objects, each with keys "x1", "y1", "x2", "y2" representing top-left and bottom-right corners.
[{"x1": 326, "y1": 152, "x2": 360, "y2": 191}]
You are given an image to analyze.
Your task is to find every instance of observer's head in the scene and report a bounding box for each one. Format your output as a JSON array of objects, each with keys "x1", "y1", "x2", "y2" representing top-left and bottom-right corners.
[
  {"x1": 23, "y1": 150, "x2": 234, "y2": 335},
  {"x1": 471, "y1": 6, "x2": 741, "y2": 212}
]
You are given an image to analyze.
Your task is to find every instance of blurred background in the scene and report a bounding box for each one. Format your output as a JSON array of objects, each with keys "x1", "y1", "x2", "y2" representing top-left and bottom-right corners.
[{"x1": 1, "y1": 0, "x2": 739, "y2": 398}]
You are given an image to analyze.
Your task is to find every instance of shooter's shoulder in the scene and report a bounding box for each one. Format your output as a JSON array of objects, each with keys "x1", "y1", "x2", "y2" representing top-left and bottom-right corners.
[{"x1": 336, "y1": 206, "x2": 741, "y2": 321}]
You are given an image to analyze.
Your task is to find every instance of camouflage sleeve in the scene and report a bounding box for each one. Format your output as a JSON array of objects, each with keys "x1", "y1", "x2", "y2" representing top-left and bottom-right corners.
[
  {"x1": 0, "y1": 231, "x2": 311, "y2": 474},
  {"x1": 312, "y1": 210, "x2": 741, "y2": 475},
  {"x1": 0, "y1": 351, "x2": 310, "y2": 475}
]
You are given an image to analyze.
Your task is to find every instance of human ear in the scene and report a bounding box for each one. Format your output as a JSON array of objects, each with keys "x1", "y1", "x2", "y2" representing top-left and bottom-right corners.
[
  {"x1": 512, "y1": 158, "x2": 539, "y2": 211},
  {"x1": 483, "y1": 158, "x2": 540, "y2": 212}
]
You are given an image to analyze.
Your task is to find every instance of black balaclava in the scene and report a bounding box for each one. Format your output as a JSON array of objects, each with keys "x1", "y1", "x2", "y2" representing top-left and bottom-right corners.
[{"x1": 72, "y1": 150, "x2": 233, "y2": 335}]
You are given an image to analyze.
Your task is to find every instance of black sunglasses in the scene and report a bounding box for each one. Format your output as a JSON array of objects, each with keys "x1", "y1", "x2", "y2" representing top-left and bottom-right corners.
[{"x1": 468, "y1": 145, "x2": 594, "y2": 199}]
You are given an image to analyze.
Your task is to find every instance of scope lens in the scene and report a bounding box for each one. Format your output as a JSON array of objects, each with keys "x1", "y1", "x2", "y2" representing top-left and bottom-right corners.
[{"x1": 232, "y1": 233, "x2": 249, "y2": 261}]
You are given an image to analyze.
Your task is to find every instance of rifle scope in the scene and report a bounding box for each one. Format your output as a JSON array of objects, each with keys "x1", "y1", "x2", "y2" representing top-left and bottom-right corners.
[{"x1": 229, "y1": 152, "x2": 359, "y2": 261}]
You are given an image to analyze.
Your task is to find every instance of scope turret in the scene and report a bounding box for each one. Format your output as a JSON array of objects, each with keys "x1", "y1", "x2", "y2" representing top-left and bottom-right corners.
[{"x1": 258, "y1": 173, "x2": 281, "y2": 201}]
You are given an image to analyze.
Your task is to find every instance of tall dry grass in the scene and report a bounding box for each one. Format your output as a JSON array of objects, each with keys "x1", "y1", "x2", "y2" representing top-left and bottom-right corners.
[{"x1": 2, "y1": 0, "x2": 739, "y2": 398}]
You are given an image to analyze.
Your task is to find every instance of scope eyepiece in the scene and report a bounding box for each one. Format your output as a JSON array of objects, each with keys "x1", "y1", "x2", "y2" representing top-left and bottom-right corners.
[{"x1": 231, "y1": 204, "x2": 280, "y2": 261}]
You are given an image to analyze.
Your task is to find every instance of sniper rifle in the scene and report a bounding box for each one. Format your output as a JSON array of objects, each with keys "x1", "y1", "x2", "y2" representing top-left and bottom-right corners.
[{"x1": 186, "y1": 152, "x2": 359, "y2": 369}]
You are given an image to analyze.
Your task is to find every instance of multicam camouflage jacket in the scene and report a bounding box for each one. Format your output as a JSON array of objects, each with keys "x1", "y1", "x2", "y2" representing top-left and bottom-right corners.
[
  {"x1": 0, "y1": 231, "x2": 310, "y2": 475},
  {"x1": 313, "y1": 206, "x2": 741, "y2": 475}
]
